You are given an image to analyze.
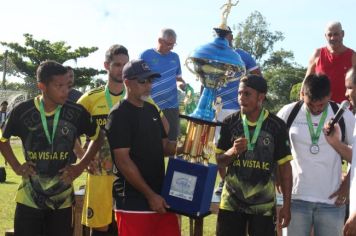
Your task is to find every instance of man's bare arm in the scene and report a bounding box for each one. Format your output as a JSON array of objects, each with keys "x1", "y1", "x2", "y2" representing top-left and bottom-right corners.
[{"x1": 278, "y1": 161, "x2": 293, "y2": 228}]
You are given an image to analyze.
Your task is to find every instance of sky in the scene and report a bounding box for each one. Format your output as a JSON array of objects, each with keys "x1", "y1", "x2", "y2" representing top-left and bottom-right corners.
[{"x1": 1, "y1": 0, "x2": 355, "y2": 90}]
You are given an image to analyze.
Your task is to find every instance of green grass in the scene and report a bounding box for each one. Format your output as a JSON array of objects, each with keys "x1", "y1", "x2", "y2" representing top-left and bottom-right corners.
[{"x1": 0, "y1": 139, "x2": 219, "y2": 236}]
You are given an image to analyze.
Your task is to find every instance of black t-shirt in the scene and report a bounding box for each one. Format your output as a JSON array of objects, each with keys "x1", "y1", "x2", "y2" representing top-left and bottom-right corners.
[
  {"x1": 1, "y1": 97, "x2": 98, "y2": 209},
  {"x1": 106, "y1": 100, "x2": 167, "y2": 211},
  {"x1": 217, "y1": 110, "x2": 292, "y2": 215}
]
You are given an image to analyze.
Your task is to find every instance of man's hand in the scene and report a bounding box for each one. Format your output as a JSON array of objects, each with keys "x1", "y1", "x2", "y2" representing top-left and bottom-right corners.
[
  {"x1": 232, "y1": 137, "x2": 247, "y2": 156},
  {"x1": 59, "y1": 164, "x2": 85, "y2": 184},
  {"x1": 344, "y1": 212, "x2": 356, "y2": 236},
  {"x1": 278, "y1": 205, "x2": 291, "y2": 228},
  {"x1": 329, "y1": 173, "x2": 349, "y2": 206},
  {"x1": 178, "y1": 81, "x2": 186, "y2": 91},
  {"x1": 323, "y1": 122, "x2": 341, "y2": 146},
  {"x1": 15, "y1": 161, "x2": 36, "y2": 178},
  {"x1": 147, "y1": 192, "x2": 169, "y2": 213}
]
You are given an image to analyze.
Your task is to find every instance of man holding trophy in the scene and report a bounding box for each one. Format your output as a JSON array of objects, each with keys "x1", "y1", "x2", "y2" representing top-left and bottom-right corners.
[
  {"x1": 106, "y1": 59, "x2": 180, "y2": 236},
  {"x1": 215, "y1": 75, "x2": 293, "y2": 236}
]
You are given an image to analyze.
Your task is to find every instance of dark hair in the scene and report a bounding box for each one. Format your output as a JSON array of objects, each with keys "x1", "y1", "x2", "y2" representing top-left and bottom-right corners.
[
  {"x1": 65, "y1": 66, "x2": 73, "y2": 71},
  {"x1": 105, "y1": 44, "x2": 129, "y2": 63},
  {"x1": 1, "y1": 101, "x2": 8, "y2": 106},
  {"x1": 36, "y1": 60, "x2": 67, "y2": 84},
  {"x1": 303, "y1": 74, "x2": 331, "y2": 101}
]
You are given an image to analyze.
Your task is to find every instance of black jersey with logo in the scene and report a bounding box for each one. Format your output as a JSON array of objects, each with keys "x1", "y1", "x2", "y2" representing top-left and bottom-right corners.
[
  {"x1": 1, "y1": 96, "x2": 99, "y2": 209},
  {"x1": 217, "y1": 110, "x2": 292, "y2": 216}
]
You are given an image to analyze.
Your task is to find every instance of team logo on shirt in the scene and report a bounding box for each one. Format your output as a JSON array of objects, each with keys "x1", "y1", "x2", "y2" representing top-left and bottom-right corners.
[
  {"x1": 87, "y1": 207, "x2": 94, "y2": 219},
  {"x1": 61, "y1": 126, "x2": 69, "y2": 135},
  {"x1": 263, "y1": 137, "x2": 270, "y2": 146}
]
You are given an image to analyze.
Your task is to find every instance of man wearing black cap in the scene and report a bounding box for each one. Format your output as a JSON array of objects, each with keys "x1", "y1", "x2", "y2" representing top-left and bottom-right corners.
[
  {"x1": 215, "y1": 74, "x2": 292, "y2": 236},
  {"x1": 213, "y1": 26, "x2": 262, "y2": 196},
  {"x1": 105, "y1": 59, "x2": 180, "y2": 236}
]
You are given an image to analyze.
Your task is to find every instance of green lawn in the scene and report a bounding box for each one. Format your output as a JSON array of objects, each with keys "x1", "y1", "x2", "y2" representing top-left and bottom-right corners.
[{"x1": 0, "y1": 139, "x2": 218, "y2": 236}]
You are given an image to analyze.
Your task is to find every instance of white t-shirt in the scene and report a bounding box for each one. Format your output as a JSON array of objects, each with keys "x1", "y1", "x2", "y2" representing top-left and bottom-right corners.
[
  {"x1": 349, "y1": 114, "x2": 356, "y2": 213},
  {"x1": 277, "y1": 102, "x2": 355, "y2": 204}
]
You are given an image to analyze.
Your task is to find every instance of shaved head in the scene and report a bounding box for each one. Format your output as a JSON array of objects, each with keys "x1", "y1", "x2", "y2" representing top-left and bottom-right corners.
[{"x1": 325, "y1": 21, "x2": 343, "y2": 32}]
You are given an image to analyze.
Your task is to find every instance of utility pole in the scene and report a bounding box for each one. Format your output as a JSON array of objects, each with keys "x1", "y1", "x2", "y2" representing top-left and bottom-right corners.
[{"x1": 2, "y1": 50, "x2": 8, "y2": 90}]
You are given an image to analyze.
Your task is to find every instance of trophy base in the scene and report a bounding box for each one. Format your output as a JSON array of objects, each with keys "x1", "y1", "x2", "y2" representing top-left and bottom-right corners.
[{"x1": 162, "y1": 157, "x2": 218, "y2": 217}]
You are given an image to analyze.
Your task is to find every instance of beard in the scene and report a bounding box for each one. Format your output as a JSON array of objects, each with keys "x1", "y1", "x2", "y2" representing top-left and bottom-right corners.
[{"x1": 140, "y1": 95, "x2": 150, "y2": 102}]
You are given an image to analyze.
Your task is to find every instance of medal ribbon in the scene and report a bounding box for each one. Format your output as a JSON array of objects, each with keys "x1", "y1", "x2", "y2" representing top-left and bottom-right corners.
[
  {"x1": 39, "y1": 99, "x2": 62, "y2": 145},
  {"x1": 306, "y1": 107, "x2": 327, "y2": 146},
  {"x1": 242, "y1": 108, "x2": 265, "y2": 151},
  {"x1": 105, "y1": 86, "x2": 125, "y2": 110}
]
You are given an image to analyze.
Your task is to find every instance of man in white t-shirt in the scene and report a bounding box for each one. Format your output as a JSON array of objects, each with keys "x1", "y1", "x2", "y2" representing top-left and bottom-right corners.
[{"x1": 277, "y1": 73, "x2": 355, "y2": 236}]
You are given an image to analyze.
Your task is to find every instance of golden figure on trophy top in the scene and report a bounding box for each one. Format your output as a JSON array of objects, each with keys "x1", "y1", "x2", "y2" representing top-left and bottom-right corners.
[{"x1": 219, "y1": 0, "x2": 239, "y2": 30}]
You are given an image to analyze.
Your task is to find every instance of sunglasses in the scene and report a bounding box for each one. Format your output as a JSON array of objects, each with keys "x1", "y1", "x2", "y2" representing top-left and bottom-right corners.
[
  {"x1": 137, "y1": 77, "x2": 154, "y2": 84},
  {"x1": 160, "y1": 39, "x2": 177, "y2": 47}
]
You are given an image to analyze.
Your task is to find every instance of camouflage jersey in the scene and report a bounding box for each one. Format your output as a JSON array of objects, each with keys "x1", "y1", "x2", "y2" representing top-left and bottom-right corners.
[
  {"x1": 0, "y1": 96, "x2": 99, "y2": 209},
  {"x1": 77, "y1": 86, "x2": 125, "y2": 175},
  {"x1": 216, "y1": 110, "x2": 292, "y2": 216}
]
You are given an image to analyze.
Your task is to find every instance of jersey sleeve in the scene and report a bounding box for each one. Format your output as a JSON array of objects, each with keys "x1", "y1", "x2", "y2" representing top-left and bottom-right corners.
[
  {"x1": 0, "y1": 105, "x2": 21, "y2": 142},
  {"x1": 77, "y1": 91, "x2": 91, "y2": 112},
  {"x1": 175, "y1": 53, "x2": 183, "y2": 78},
  {"x1": 216, "y1": 118, "x2": 233, "y2": 154},
  {"x1": 77, "y1": 105, "x2": 99, "y2": 140},
  {"x1": 276, "y1": 105, "x2": 289, "y2": 123},
  {"x1": 274, "y1": 120, "x2": 293, "y2": 165},
  {"x1": 235, "y1": 49, "x2": 258, "y2": 72}
]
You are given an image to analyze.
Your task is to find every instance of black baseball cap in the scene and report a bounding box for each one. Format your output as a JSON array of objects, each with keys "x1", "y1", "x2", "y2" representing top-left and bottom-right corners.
[
  {"x1": 240, "y1": 74, "x2": 268, "y2": 94},
  {"x1": 123, "y1": 59, "x2": 161, "y2": 80}
]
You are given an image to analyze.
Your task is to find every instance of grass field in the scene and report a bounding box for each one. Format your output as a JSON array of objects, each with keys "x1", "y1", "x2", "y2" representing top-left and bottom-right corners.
[{"x1": 0, "y1": 139, "x2": 218, "y2": 236}]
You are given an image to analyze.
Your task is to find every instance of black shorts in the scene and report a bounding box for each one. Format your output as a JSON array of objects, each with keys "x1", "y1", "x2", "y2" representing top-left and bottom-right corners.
[
  {"x1": 162, "y1": 108, "x2": 180, "y2": 141},
  {"x1": 14, "y1": 203, "x2": 73, "y2": 236},
  {"x1": 216, "y1": 209, "x2": 276, "y2": 236}
]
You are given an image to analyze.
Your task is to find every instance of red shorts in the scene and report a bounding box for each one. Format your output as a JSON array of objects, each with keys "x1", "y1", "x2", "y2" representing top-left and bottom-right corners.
[{"x1": 115, "y1": 210, "x2": 180, "y2": 236}]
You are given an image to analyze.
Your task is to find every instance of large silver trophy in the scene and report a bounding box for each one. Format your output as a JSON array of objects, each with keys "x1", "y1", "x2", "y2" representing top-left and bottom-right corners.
[{"x1": 181, "y1": 0, "x2": 246, "y2": 165}]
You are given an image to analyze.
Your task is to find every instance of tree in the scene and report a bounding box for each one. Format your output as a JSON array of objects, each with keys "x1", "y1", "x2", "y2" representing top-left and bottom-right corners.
[
  {"x1": 232, "y1": 12, "x2": 306, "y2": 112},
  {"x1": 261, "y1": 48, "x2": 306, "y2": 112},
  {"x1": 0, "y1": 34, "x2": 103, "y2": 97},
  {"x1": 263, "y1": 49, "x2": 296, "y2": 69},
  {"x1": 233, "y1": 11, "x2": 284, "y2": 62}
]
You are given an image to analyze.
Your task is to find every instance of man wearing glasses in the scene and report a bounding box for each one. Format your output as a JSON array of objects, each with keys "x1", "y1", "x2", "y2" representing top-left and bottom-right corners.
[
  {"x1": 106, "y1": 59, "x2": 180, "y2": 236},
  {"x1": 140, "y1": 28, "x2": 186, "y2": 143}
]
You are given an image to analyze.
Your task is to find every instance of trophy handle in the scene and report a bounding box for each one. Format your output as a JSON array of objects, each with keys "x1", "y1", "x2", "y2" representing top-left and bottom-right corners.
[{"x1": 185, "y1": 57, "x2": 198, "y2": 78}]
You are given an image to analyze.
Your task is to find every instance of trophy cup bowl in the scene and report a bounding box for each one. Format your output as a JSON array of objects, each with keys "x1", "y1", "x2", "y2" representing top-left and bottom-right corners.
[{"x1": 181, "y1": 36, "x2": 246, "y2": 163}]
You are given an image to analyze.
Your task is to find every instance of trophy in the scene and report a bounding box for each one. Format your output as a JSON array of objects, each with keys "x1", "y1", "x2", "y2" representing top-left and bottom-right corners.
[
  {"x1": 162, "y1": 0, "x2": 245, "y2": 217},
  {"x1": 180, "y1": 0, "x2": 246, "y2": 165}
]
